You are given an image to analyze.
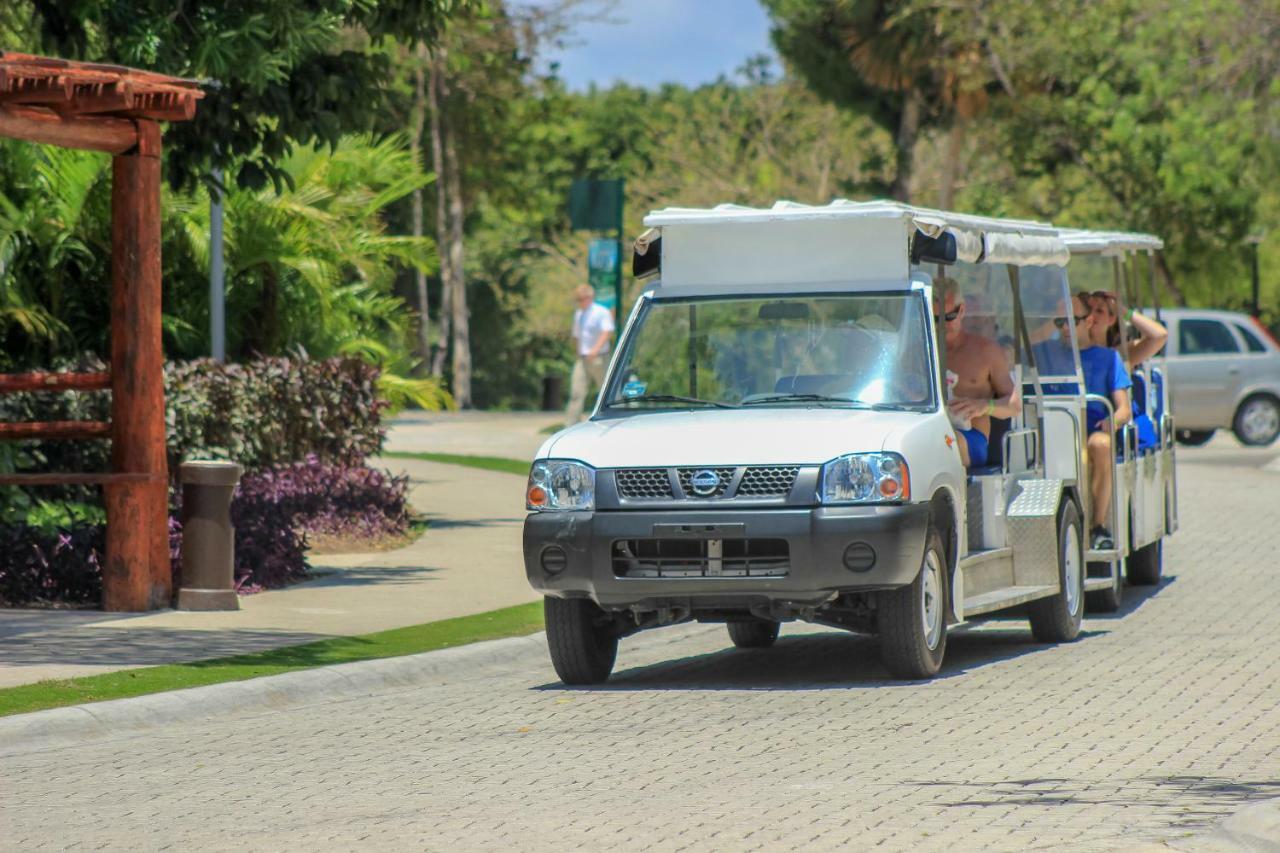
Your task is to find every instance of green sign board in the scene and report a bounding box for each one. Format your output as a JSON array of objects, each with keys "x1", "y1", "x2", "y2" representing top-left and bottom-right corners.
[
  {"x1": 588, "y1": 239, "x2": 619, "y2": 308},
  {"x1": 569, "y1": 178, "x2": 623, "y2": 232}
]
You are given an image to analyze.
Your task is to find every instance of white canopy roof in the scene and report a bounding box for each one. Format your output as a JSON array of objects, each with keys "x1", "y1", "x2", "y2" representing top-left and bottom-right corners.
[
  {"x1": 640, "y1": 200, "x2": 1072, "y2": 293},
  {"x1": 1059, "y1": 228, "x2": 1164, "y2": 254}
]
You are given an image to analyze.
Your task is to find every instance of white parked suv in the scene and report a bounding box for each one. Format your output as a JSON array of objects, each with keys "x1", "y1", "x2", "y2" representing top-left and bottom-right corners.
[{"x1": 1157, "y1": 308, "x2": 1280, "y2": 446}]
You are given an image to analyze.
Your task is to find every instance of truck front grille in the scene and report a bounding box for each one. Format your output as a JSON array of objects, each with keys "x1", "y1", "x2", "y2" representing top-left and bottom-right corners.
[
  {"x1": 614, "y1": 465, "x2": 800, "y2": 501},
  {"x1": 612, "y1": 538, "x2": 789, "y2": 578},
  {"x1": 615, "y1": 468, "x2": 673, "y2": 499}
]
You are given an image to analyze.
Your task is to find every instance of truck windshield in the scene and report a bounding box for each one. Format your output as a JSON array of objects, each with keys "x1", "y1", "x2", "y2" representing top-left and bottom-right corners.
[{"x1": 604, "y1": 292, "x2": 935, "y2": 411}]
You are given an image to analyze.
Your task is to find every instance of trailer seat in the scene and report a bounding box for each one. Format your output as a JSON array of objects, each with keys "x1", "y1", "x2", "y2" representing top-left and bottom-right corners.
[
  {"x1": 1130, "y1": 371, "x2": 1158, "y2": 454},
  {"x1": 965, "y1": 416, "x2": 1009, "y2": 477}
]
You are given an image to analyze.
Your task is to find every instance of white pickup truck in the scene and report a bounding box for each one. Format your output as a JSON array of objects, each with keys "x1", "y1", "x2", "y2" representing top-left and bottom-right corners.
[{"x1": 524, "y1": 201, "x2": 1175, "y2": 684}]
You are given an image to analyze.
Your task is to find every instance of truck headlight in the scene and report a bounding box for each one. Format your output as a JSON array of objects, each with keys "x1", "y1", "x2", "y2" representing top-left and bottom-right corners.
[
  {"x1": 527, "y1": 460, "x2": 595, "y2": 511},
  {"x1": 820, "y1": 453, "x2": 910, "y2": 504}
]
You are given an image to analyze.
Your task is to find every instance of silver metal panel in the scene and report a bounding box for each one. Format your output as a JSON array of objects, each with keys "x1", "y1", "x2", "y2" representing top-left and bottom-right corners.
[
  {"x1": 1006, "y1": 479, "x2": 1063, "y2": 588},
  {"x1": 1007, "y1": 479, "x2": 1063, "y2": 518},
  {"x1": 965, "y1": 479, "x2": 985, "y2": 550},
  {"x1": 963, "y1": 584, "x2": 1057, "y2": 618},
  {"x1": 959, "y1": 550, "x2": 1014, "y2": 599}
]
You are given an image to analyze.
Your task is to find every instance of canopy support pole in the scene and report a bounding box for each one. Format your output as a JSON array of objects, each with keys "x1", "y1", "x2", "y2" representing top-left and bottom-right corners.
[{"x1": 103, "y1": 119, "x2": 170, "y2": 611}]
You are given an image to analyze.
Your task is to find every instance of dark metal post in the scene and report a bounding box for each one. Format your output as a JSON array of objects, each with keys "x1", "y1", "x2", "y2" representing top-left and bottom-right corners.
[{"x1": 177, "y1": 460, "x2": 243, "y2": 611}]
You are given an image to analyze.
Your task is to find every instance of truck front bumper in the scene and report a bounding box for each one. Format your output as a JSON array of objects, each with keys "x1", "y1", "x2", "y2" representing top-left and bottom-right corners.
[{"x1": 524, "y1": 504, "x2": 931, "y2": 611}]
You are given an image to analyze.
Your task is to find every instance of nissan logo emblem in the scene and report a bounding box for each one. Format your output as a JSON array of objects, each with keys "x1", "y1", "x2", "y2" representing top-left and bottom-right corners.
[{"x1": 690, "y1": 469, "x2": 720, "y2": 496}]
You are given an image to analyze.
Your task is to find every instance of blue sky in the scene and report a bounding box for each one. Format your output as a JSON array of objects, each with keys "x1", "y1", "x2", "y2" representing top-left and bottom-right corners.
[{"x1": 531, "y1": 0, "x2": 778, "y2": 90}]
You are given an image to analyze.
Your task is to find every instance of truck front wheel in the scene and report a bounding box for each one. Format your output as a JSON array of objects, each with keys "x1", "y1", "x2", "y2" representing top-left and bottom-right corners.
[
  {"x1": 544, "y1": 597, "x2": 619, "y2": 685},
  {"x1": 878, "y1": 525, "x2": 947, "y2": 680}
]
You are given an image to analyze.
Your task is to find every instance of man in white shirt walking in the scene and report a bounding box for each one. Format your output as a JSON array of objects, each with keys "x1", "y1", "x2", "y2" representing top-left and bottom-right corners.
[{"x1": 565, "y1": 284, "x2": 615, "y2": 425}]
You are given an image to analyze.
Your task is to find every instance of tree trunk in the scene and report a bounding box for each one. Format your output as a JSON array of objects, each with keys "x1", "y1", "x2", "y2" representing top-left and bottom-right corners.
[
  {"x1": 442, "y1": 84, "x2": 472, "y2": 409},
  {"x1": 410, "y1": 41, "x2": 431, "y2": 372},
  {"x1": 1154, "y1": 252, "x2": 1187, "y2": 307},
  {"x1": 939, "y1": 120, "x2": 965, "y2": 210},
  {"x1": 427, "y1": 48, "x2": 451, "y2": 378},
  {"x1": 891, "y1": 91, "x2": 923, "y2": 203}
]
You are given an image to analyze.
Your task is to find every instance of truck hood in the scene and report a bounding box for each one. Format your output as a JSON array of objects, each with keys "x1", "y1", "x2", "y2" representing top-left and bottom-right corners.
[{"x1": 542, "y1": 408, "x2": 923, "y2": 467}]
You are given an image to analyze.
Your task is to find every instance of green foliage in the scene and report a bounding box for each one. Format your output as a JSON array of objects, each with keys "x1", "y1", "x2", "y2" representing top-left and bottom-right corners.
[
  {"x1": 22, "y1": 0, "x2": 475, "y2": 190},
  {"x1": 166, "y1": 133, "x2": 437, "y2": 361}
]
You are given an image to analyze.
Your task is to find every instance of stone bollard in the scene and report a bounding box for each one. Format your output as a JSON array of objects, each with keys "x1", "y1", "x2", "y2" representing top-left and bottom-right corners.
[{"x1": 176, "y1": 460, "x2": 243, "y2": 611}]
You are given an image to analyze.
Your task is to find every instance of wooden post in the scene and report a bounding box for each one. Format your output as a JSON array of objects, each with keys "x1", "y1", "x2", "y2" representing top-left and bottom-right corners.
[{"x1": 103, "y1": 119, "x2": 170, "y2": 611}]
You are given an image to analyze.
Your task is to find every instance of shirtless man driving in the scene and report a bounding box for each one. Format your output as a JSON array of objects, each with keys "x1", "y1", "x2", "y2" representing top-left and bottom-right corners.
[{"x1": 935, "y1": 278, "x2": 1022, "y2": 468}]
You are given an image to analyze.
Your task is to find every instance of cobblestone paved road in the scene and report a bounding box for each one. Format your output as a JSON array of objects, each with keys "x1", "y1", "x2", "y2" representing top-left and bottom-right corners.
[{"x1": 4, "y1": 446, "x2": 1280, "y2": 851}]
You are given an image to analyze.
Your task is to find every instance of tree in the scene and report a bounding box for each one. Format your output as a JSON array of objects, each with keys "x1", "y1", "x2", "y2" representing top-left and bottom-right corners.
[
  {"x1": 763, "y1": 1, "x2": 949, "y2": 201},
  {"x1": 22, "y1": 0, "x2": 476, "y2": 190},
  {"x1": 975, "y1": 0, "x2": 1272, "y2": 304}
]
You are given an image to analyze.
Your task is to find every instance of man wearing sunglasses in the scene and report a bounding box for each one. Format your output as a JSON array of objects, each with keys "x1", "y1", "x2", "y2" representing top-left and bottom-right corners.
[{"x1": 934, "y1": 279, "x2": 1021, "y2": 470}]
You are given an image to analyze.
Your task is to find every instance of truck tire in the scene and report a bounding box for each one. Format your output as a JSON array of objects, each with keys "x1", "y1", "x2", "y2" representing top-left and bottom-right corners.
[
  {"x1": 1028, "y1": 501, "x2": 1084, "y2": 643},
  {"x1": 1233, "y1": 394, "x2": 1280, "y2": 447},
  {"x1": 1126, "y1": 539, "x2": 1163, "y2": 586},
  {"x1": 727, "y1": 620, "x2": 780, "y2": 648},
  {"x1": 1175, "y1": 429, "x2": 1215, "y2": 447},
  {"x1": 878, "y1": 525, "x2": 947, "y2": 680},
  {"x1": 1085, "y1": 558, "x2": 1123, "y2": 613},
  {"x1": 544, "y1": 597, "x2": 618, "y2": 685}
]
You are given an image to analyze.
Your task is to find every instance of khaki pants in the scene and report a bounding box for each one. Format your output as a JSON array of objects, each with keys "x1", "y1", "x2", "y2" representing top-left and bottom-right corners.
[{"x1": 565, "y1": 355, "x2": 606, "y2": 424}]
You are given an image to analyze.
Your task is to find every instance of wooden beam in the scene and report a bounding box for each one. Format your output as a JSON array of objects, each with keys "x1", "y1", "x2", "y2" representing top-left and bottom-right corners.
[
  {"x1": 104, "y1": 119, "x2": 170, "y2": 612},
  {"x1": 0, "y1": 73, "x2": 73, "y2": 106},
  {"x1": 0, "y1": 421, "x2": 111, "y2": 440},
  {"x1": 0, "y1": 371, "x2": 111, "y2": 392},
  {"x1": 0, "y1": 472, "x2": 161, "y2": 486},
  {"x1": 131, "y1": 91, "x2": 197, "y2": 122},
  {"x1": 0, "y1": 103, "x2": 137, "y2": 153},
  {"x1": 63, "y1": 81, "x2": 135, "y2": 115}
]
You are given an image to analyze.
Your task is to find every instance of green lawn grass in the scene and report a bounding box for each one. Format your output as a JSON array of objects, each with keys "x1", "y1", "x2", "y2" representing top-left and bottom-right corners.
[
  {"x1": 382, "y1": 451, "x2": 530, "y2": 476},
  {"x1": 0, "y1": 601, "x2": 544, "y2": 718}
]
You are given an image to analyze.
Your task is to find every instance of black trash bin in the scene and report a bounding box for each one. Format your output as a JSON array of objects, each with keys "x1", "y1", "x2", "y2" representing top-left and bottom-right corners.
[{"x1": 541, "y1": 375, "x2": 564, "y2": 411}]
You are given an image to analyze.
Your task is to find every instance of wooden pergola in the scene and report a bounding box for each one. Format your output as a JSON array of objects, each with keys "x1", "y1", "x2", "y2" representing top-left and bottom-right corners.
[{"x1": 0, "y1": 52, "x2": 204, "y2": 611}]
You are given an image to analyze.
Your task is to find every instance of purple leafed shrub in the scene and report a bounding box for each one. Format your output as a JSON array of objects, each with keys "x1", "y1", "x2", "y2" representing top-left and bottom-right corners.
[
  {"x1": 0, "y1": 524, "x2": 106, "y2": 607},
  {"x1": 237, "y1": 458, "x2": 410, "y2": 541}
]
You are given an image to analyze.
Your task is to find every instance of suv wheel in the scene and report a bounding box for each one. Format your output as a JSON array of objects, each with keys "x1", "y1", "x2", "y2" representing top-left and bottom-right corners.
[
  {"x1": 544, "y1": 597, "x2": 618, "y2": 685},
  {"x1": 1233, "y1": 394, "x2": 1280, "y2": 446},
  {"x1": 727, "y1": 620, "x2": 780, "y2": 648},
  {"x1": 878, "y1": 525, "x2": 947, "y2": 679}
]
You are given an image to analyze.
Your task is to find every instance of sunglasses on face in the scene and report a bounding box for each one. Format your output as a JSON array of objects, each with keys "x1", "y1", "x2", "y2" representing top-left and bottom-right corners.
[
  {"x1": 1054, "y1": 313, "x2": 1090, "y2": 329},
  {"x1": 934, "y1": 308, "x2": 961, "y2": 322}
]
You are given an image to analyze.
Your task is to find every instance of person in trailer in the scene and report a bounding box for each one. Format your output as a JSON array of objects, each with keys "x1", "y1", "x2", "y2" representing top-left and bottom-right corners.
[
  {"x1": 935, "y1": 278, "x2": 1022, "y2": 469},
  {"x1": 1035, "y1": 292, "x2": 1133, "y2": 550},
  {"x1": 1088, "y1": 290, "x2": 1168, "y2": 452}
]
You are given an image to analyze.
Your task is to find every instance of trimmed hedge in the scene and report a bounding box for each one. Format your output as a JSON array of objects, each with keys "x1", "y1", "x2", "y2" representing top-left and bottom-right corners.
[
  {"x1": 0, "y1": 355, "x2": 386, "y2": 479},
  {"x1": 166, "y1": 357, "x2": 387, "y2": 470}
]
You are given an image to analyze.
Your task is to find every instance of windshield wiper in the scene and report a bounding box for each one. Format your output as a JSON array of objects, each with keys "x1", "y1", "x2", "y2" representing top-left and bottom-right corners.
[
  {"x1": 741, "y1": 393, "x2": 868, "y2": 406},
  {"x1": 608, "y1": 393, "x2": 738, "y2": 409},
  {"x1": 740, "y1": 394, "x2": 918, "y2": 411}
]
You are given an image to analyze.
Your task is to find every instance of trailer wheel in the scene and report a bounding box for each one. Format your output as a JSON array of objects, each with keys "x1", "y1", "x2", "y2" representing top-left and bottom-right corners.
[
  {"x1": 544, "y1": 597, "x2": 618, "y2": 685},
  {"x1": 878, "y1": 525, "x2": 947, "y2": 679},
  {"x1": 1085, "y1": 558, "x2": 1123, "y2": 613},
  {"x1": 1126, "y1": 539, "x2": 1163, "y2": 586},
  {"x1": 1028, "y1": 501, "x2": 1084, "y2": 642},
  {"x1": 727, "y1": 620, "x2": 780, "y2": 648}
]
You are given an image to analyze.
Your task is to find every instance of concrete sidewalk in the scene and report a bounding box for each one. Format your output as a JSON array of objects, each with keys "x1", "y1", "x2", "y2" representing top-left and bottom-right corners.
[{"x1": 0, "y1": 412, "x2": 547, "y2": 689}]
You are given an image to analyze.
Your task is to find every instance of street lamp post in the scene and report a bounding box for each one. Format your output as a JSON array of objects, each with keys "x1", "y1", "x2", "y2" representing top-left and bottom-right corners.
[{"x1": 1245, "y1": 233, "x2": 1263, "y2": 319}]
